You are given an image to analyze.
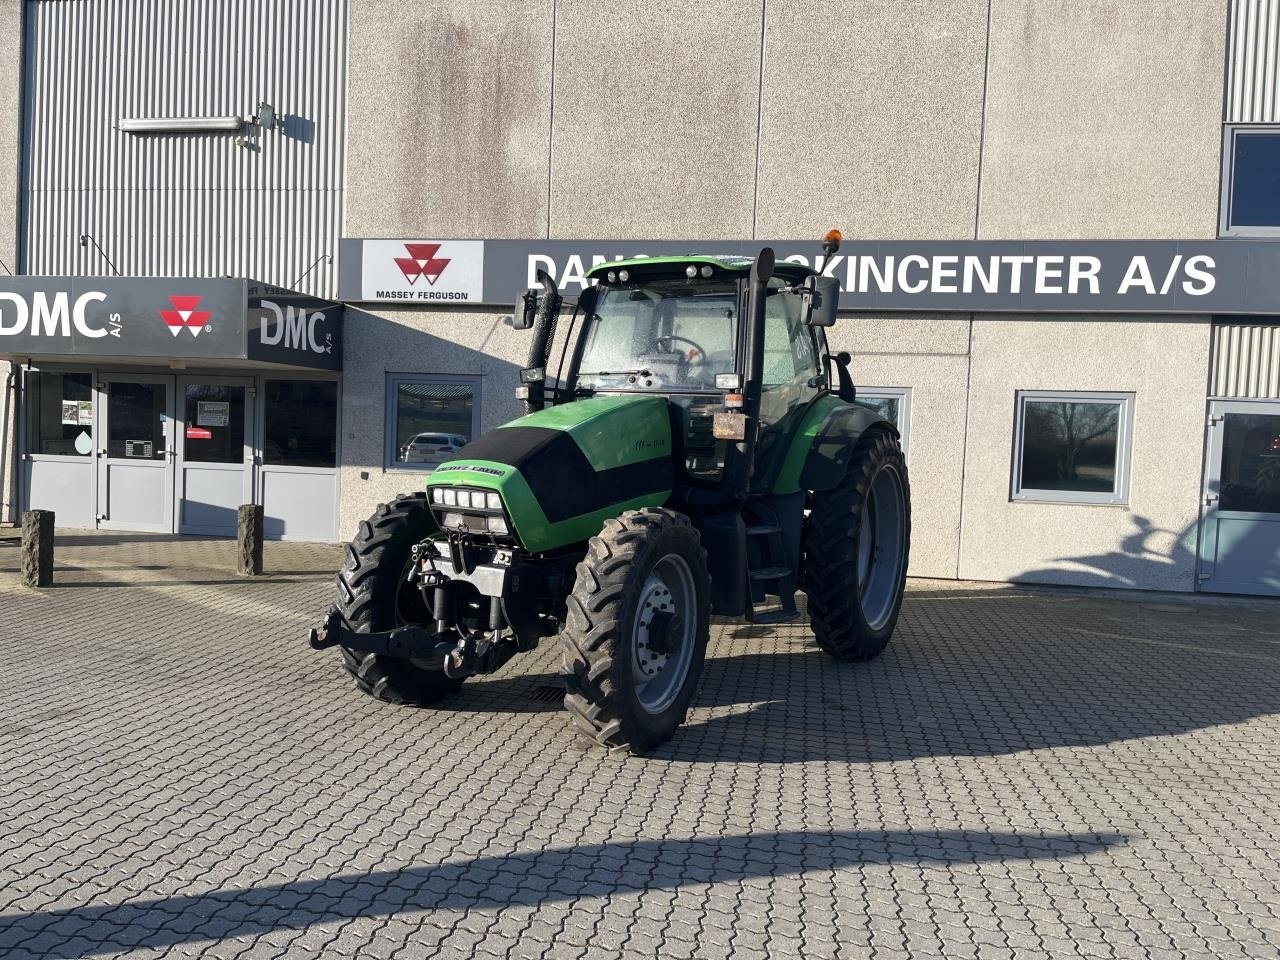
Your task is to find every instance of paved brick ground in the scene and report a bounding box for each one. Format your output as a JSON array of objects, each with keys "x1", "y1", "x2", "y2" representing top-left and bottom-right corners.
[{"x1": 1, "y1": 531, "x2": 1278, "y2": 959}]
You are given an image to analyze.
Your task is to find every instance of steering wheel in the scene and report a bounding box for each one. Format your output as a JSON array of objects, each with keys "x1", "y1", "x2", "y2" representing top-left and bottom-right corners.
[{"x1": 657, "y1": 334, "x2": 708, "y2": 362}]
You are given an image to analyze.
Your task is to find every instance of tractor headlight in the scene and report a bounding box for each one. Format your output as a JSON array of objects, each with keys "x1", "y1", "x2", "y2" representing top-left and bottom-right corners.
[{"x1": 427, "y1": 486, "x2": 513, "y2": 541}]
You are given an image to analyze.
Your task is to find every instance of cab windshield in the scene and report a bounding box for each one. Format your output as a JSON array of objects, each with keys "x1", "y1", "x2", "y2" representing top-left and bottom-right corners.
[{"x1": 575, "y1": 279, "x2": 738, "y2": 392}]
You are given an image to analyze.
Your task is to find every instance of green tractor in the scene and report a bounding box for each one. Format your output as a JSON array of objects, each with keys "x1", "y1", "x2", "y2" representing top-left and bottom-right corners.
[{"x1": 309, "y1": 233, "x2": 911, "y2": 753}]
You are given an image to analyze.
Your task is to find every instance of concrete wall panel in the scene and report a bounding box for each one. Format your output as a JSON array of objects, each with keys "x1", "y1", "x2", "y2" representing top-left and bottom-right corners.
[
  {"x1": 548, "y1": 1, "x2": 762, "y2": 239},
  {"x1": 346, "y1": 1, "x2": 554, "y2": 239},
  {"x1": 835, "y1": 312, "x2": 972, "y2": 357},
  {"x1": 338, "y1": 307, "x2": 525, "y2": 538},
  {"x1": 828, "y1": 315, "x2": 972, "y2": 579},
  {"x1": 756, "y1": 0, "x2": 988, "y2": 240},
  {"x1": 959, "y1": 316, "x2": 1212, "y2": 591},
  {"x1": 979, "y1": 0, "x2": 1227, "y2": 239}
]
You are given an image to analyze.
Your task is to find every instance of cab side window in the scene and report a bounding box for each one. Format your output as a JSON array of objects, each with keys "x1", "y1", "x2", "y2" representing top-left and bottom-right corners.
[{"x1": 759, "y1": 279, "x2": 822, "y2": 425}]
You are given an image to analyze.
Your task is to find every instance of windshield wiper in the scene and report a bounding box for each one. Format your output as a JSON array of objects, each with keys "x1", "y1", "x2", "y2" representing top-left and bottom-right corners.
[{"x1": 578, "y1": 369, "x2": 651, "y2": 378}]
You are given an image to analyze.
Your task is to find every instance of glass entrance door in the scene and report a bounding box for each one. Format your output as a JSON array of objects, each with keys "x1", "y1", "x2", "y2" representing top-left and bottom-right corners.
[
  {"x1": 176, "y1": 378, "x2": 252, "y2": 536},
  {"x1": 1199, "y1": 400, "x2": 1280, "y2": 596},
  {"x1": 96, "y1": 376, "x2": 175, "y2": 533}
]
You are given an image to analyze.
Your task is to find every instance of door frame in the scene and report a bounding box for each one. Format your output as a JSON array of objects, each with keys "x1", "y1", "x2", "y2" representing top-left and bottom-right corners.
[
  {"x1": 95, "y1": 372, "x2": 176, "y2": 533},
  {"x1": 175, "y1": 374, "x2": 255, "y2": 536},
  {"x1": 1198, "y1": 397, "x2": 1280, "y2": 595}
]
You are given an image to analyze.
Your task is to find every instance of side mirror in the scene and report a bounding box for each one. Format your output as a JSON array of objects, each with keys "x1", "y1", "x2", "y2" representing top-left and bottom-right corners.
[
  {"x1": 512, "y1": 289, "x2": 537, "y2": 330},
  {"x1": 805, "y1": 275, "x2": 840, "y2": 327}
]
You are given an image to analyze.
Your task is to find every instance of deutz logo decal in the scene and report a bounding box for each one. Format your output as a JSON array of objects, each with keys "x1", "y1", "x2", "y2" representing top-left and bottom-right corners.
[{"x1": 436, "y1": 464, "x2": 505, "y2": 477}]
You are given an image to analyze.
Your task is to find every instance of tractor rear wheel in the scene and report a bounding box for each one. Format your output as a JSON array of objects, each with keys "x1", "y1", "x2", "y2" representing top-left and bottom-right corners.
[
  {"x1": 560, "y1": 508, "x2": 711, "y2": 754},
  {"x1": 335, "y1": 492, "x2": 464, "y2": 706},
  {"x1": 806, "y1": 430, "x2": 911, "y2": 661}
]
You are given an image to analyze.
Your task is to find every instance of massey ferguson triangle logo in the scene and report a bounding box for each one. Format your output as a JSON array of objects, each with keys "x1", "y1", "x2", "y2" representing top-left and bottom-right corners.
[
  {"x1": 159, "y1": 295, "x2": 211, "y2": 338},
  {"x1": 395, "y1": 243, "x2": 451, "y2": 285}
]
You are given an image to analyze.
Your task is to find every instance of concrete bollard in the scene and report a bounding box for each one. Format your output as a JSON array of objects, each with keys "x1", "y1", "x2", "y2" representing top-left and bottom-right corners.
[
  {"x1": 20, "y1": 510, "x2": 54, "y2": 587},
  {"x1": 237, "y1": 504, "x2": 264, "y2": 577}
]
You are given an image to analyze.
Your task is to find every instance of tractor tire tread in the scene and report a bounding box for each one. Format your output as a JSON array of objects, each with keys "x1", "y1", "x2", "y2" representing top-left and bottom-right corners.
[
  {"x1": 806, "y1": 429, "x2": 911, "y2": 661},
  {"x1": 558, "y1": 507, "x2": 709, "y2": 753},
  {"x1": 334, "y1": 492, "x2": 463, "y2": 706}
]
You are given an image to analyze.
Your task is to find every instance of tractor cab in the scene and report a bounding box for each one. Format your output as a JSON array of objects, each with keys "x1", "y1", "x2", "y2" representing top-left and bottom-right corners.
[{"x1": 513, "y1": 244, "x2": 849, "y2": 495}]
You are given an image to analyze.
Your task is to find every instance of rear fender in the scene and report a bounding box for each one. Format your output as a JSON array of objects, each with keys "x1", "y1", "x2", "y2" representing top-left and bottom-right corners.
[{"x1": 771, "y1": 396, "x2": 898, "y2": 495}]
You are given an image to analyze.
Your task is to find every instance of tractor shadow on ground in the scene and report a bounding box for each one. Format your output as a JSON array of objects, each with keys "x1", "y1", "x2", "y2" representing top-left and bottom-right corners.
[
  {"x1": 0, "y1": 827, "x2": 1125, "y2": 958},
  {"x1": 445, "y1": 584, "x2": 1280, "y2": 764}
]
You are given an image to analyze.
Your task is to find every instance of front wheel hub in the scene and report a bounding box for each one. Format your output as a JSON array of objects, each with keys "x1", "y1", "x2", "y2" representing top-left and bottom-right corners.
[
  {"x1": 631, "y1": 556, "x2": 697, "y2": 712},
  {"x1": 645, "y1": 609, "x2": 684, "y2": 658}
]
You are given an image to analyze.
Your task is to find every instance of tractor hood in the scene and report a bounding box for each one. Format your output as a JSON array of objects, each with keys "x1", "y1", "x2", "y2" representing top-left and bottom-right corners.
[{"x1": 427, "y1": 395, "x2": 675, "y2": 552}]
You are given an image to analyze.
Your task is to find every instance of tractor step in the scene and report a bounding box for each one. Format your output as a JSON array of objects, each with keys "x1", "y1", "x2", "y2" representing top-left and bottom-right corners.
[
  {"x1": 749, "y1": 566, "x2": 791, "y2": 581},
  {"x1": 744, "y1": 504, "x2": 799, "y2": 627}
]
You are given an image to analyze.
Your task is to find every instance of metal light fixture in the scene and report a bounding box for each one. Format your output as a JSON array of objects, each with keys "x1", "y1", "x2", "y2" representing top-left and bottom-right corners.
[{"x1": 117, "y1": 116, "x2": 244, "y2": 134}]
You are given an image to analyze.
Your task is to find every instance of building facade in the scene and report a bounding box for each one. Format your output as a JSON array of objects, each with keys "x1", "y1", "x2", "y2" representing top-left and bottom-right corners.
[{"x1": 0, "y1": 0, "x2": 1278, "y2": 596}]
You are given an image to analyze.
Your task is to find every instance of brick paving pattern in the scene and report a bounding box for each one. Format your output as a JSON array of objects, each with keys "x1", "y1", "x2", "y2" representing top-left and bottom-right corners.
[{"x1": 0, "y1": 531, "x2": 1278, "y2": 959}]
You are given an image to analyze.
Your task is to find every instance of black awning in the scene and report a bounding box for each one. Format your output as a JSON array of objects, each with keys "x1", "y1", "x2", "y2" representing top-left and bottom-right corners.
[{"x1": 0, "y1": 276, "x2": 342, "y2": 370}]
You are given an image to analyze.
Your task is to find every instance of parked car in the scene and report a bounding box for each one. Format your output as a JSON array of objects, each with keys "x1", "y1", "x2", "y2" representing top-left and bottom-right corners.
[{"x1": 401, "y1": 432, "x2": 467, "y2": 463}]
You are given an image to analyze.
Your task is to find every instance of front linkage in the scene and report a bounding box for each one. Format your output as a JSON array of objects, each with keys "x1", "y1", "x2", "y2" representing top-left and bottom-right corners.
[{"x1": 310, "y1": 532, "x2": 570, "y2": 680}]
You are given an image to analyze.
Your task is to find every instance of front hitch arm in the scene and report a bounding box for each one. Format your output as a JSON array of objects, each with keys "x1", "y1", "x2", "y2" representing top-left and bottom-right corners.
[{"x1": 307, "y1": 606, "x2": 456, "y2": 662}]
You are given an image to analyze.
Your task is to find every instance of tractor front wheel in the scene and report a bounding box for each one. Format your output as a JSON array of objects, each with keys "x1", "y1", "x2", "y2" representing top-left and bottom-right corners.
[
  {"x1": 560, "y1": 508, "x2": 711, "y2": 753},
  {"x1": 335, "y1": 493, "x2": 464, "y2": 706},
  {"x1": 806, "y1": 430, "x2": 911, "y2": 661}
]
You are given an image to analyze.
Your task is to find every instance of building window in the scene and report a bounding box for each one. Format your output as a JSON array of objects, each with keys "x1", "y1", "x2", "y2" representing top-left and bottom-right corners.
[
  {"x1": 263, "y1": 380, "x2": 338, "y2": 469},
  {"x1": 23, "y1": 370, "x2": 94, "y2": 457},
  {"x1": 857, "y1": 387, "x2": 912, "y2": 457},
  {"x1": 386, "y1": 375, "x2": 481, "y2": 469},
  {"x1": 1012, "y1": 392, "x2": 1133, "y2": 505},
  {"x1": 1221, "y1": 126, "x2": 1280, "y2": 236}
]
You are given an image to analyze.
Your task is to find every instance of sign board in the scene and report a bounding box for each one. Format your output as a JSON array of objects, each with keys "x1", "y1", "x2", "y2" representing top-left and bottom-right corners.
[
  {"x1": 0, "y1": 277, "x2": 343, "y2": 370},
  {"x1": 355, "y1": 240, "x2": 485, "y2": 304},
  {"x1": 197, "y1": 401, "x2": 229, "y2": 427},
  {"x1": 246, "y1": 281, "x2": 343, "y2": 370},
  {"x1": 340, "y1": 238, "x2": 1280, "y2": 315}
]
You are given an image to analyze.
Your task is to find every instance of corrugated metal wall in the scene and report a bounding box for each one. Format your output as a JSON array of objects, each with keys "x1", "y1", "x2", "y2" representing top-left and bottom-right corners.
[
  {"x1": 1210, "y1": 322, "x2": 1280, "y2": 398},
  {"x1": 1226, "y1": 0, "x2": 1280, "y2": 122},
  {"x1": 21, "y1": 0, "x2": 347, "y2": 297}
]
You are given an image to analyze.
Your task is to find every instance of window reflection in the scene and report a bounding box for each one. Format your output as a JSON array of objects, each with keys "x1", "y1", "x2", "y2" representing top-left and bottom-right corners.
[
  {"x1": 392, "y1": 380, "x2": 474, "y2": 466},
  {"x1": 1220, "y1": 412, "x2": 1280, "y2": 514},
  {"x1": 857, "y1": 396, "x2": 901, "y2": 427},
  {"x1": 1020, "y1": 400, "x2": 1120, "y2": 494}
]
